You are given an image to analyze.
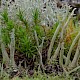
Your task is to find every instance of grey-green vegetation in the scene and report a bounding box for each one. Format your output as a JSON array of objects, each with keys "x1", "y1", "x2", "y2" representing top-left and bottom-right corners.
[{"x1": 0, "y1": 0, "x2": 80, "y2": 80}]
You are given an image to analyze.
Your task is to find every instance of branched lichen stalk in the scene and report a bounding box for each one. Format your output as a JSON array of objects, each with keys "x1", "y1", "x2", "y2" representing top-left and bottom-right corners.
[
  {"x1": 57, "y1": 8, "x2": 76, "y2": 67},
  {"x1": 65, "y1": 32, "x2": 80, "y2": 66},
  {"x1": 34, "y1": 30, "x2": 45, "y2": 70},
  {"x1": 10, "y1": 28, "x2": 16, "y2": 67},
  {"x1": 47, "y1": 23, "x2": 61, "y2": 62},
  {"x1": 48, "y1": 8, "x2": 76, "y2": 63},
  {"x1": 68, "y1": 66, "x2": 80, "y2": 75},
  {"x1": 47, "y1": 8, "x2": 74, "y2": 62},
  {"x1": 52, "y1": 42, "x2": 60, "y2": 60},
  {"x1": 0, "y1": 24, "x2": 9, "y2": 66},
  {"x1": 69, "y1": 39, "x2": 80, "y2": 68},
  {"x1": 59, "y1": 42, "x2": 64, "y2": 66}
]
